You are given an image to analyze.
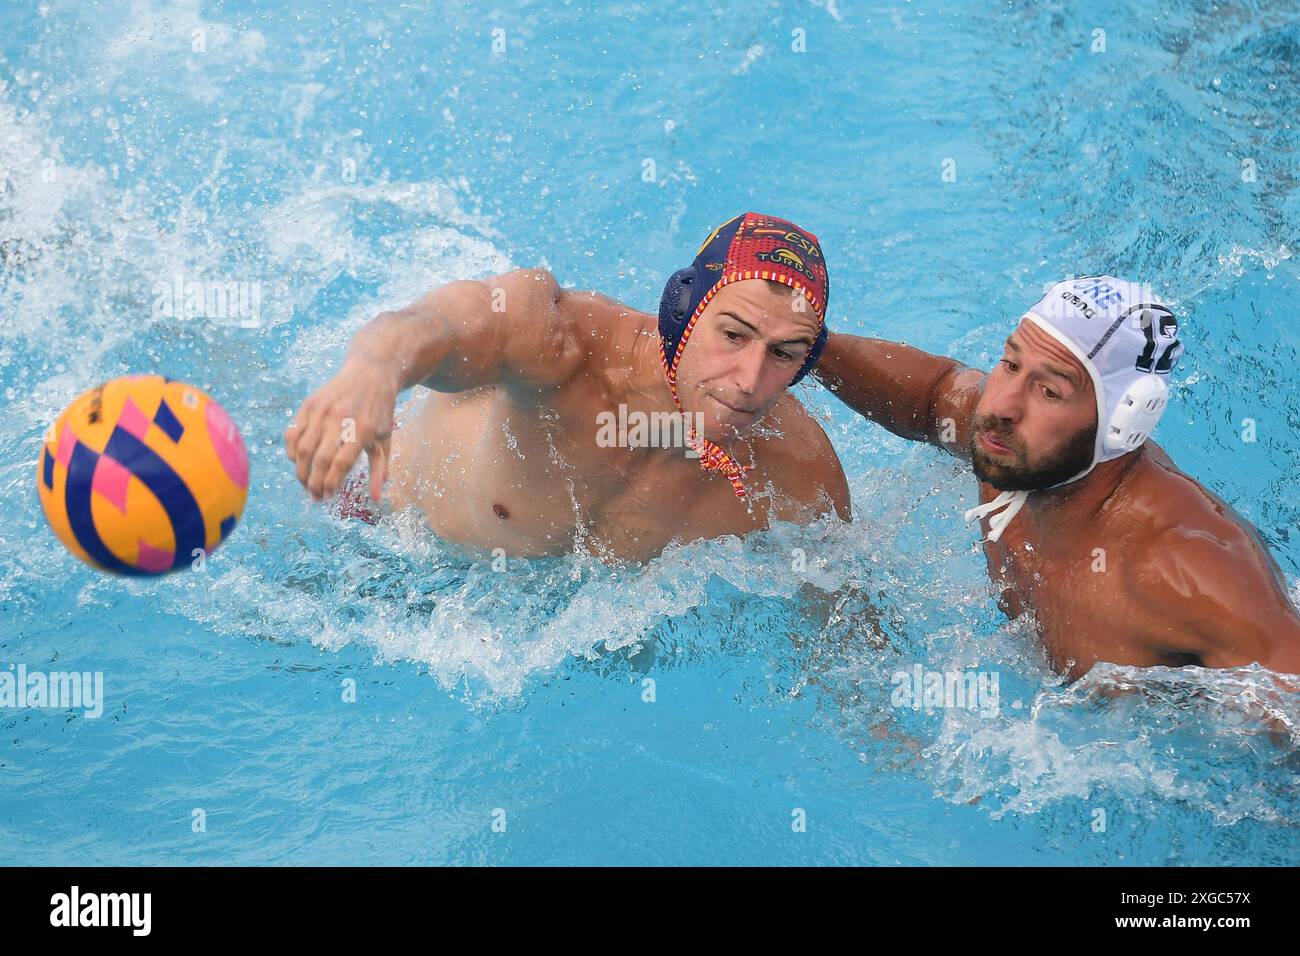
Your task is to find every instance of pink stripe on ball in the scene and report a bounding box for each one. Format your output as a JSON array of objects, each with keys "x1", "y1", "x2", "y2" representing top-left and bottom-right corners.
[
  {"x1": 135, "y1": 539, "x2": 174, "y2": 573},
  {"x1": 205, "y1": 398, "x2": 249, "y2": 490},
  {"x1": 117, "y1": 397, "x2": 151, "y2": 441},
  {"x1": 92, "y1": 454, "x2": 132, "y2": 513},
  {"x1": 55, "y1": 423, "x2": 76, "y2": 467}
]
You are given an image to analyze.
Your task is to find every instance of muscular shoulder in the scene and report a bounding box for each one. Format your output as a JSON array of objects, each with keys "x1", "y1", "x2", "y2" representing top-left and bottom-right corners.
[
  {"x1": 757, "y1": 396, "x2": 851, "y2": 522},
  {"x1": 480, "y1": 268, "x2": 584, "y2": 390},
  {"x1": 553, "y1": 284, "x2": 657, "y2": 376},
  {"x1": 1121, "y1": 451, "x2": 1300, "y2": 670},
  {"x1": 497, "y1": 269, "x2": 646, "y2": 392},
  {"x1": 1114, "y1": 445, "x2": 1256, "y2": 542}
]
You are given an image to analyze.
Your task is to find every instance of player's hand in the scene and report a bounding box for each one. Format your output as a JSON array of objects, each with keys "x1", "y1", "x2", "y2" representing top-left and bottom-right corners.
[{"x1": 284, "y1": 357, "x2": 398, "y2": 502}]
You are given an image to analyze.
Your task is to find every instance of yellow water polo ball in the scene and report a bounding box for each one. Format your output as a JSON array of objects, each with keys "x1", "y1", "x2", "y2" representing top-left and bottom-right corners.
[{"x1": 37, "y1": 375, "x2": 249, "y2": 575}]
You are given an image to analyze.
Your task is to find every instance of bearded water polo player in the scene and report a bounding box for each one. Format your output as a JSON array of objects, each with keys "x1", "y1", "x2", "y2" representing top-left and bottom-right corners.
[
  {"x1": 817, "y1": 277, "x2": 1300, "y2": 677},
  {"x1": 284, "y1": 212, "x2": 850, "y2": 560}
]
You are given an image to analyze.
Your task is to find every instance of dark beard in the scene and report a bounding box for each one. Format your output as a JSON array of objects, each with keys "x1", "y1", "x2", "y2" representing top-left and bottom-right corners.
[{"x1": 968, "y1": 418, "x2": 1096, "y2": 492}]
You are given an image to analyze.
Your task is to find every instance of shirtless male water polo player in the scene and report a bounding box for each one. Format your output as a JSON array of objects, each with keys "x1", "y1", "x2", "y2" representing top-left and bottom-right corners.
[
  {"x1": 284, "y1": 212, "x2": 850, "y2": 561},
  {"x1": 816, "y1": 276, "x2": 1300, "y2": 678}
]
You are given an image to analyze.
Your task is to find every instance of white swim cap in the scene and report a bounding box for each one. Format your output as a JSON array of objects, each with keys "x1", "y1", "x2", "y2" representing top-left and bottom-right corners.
[{"x1": 965, "y1": 276, "x2": 1184, "y2": 542}]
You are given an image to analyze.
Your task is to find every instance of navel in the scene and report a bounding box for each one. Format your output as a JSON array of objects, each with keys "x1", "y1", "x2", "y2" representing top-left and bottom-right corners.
[{"x1": 493, "y1": 502, "x2": 510, "y2": 520}]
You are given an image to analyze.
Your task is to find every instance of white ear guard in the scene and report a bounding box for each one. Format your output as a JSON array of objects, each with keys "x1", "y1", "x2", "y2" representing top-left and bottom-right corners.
[{"x1": 1105, "y1": 374, "x2": 1169, "y2": 453}]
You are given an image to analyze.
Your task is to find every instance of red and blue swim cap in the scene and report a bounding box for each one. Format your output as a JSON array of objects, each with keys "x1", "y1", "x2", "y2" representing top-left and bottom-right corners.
[{"x1": 658, "y1": 212, "x2": 830, "y2": 388}]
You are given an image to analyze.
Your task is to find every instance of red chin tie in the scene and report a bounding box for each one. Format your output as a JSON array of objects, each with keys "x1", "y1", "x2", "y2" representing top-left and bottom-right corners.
[
  {"x1": 662, "y1": 338, "x2": 753, "y2": 500},
  {"x1": 687, "y1": 428, "x2": 752, "y2": 500}
]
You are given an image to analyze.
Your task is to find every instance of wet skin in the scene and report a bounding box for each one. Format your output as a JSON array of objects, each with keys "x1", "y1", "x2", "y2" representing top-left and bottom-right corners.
[
  {"x1": 285, "y1": 270, "x2": 850, "y2": 561},
  {"x1": 816, "y1": 319, "x2": 1300, "y2": 678}
]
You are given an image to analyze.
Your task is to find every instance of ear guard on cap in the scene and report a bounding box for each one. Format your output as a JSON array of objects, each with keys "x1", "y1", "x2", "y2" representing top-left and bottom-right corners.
[
  {"x1": 1104, "y1": 305, "x2": 1179, "y2": 453},
  {"x1": 793, "y1": 324, "x2": 828, "y2": 386},
  {"x1": 1105, "y1": 374, "x2": 1169, "y2": 453},
  {"x1": 657, "y1": 266, "x2": 696, "y2": 341}
]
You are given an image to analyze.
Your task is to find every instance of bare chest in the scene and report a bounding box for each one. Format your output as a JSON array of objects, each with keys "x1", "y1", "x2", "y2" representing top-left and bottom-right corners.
[
  {"x1": 979, "y1": 516, "x2": 1173, "y2": 676},
  {"x1": 390, "y1": 385, "x2": 768, "y2": 559}
]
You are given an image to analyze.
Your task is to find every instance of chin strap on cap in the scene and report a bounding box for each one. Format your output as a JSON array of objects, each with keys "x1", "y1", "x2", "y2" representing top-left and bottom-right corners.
[
  {"x1": 964, "y1": 489, "x2": 1029, "y2": 544},
  {"x1": 687, "y1": 430, "x2": 753, "y2": 498}
]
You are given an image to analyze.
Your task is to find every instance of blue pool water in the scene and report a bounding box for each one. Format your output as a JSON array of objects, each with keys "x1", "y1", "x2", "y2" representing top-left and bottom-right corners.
[{"x1": 2, "y1": 0, "x2": 1299, "y2": 865}]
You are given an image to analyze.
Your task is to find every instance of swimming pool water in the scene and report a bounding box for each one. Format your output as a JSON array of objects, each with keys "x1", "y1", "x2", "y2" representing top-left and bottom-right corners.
[{"x1": 1, "y1": 0, "x2": 1298, "y2": 865}]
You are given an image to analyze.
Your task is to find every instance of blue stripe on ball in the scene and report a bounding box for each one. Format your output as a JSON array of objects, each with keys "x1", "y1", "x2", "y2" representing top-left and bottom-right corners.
[
  {"x1": 153, "y1": 399, "x2": 185, "y2": 443},
  {"x1": 103, "y1": 428, "x2": 206, "y2": 572},
  {"x1": 65, "y1": 442, "x2": 142, "y2": 575}
]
